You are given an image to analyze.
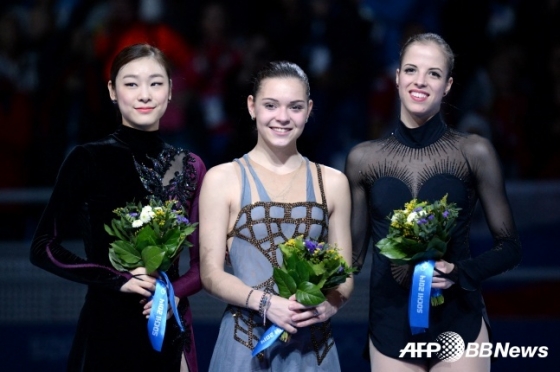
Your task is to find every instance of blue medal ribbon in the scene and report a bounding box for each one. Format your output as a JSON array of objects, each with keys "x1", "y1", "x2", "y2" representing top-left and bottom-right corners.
[
  {"x1": 147, "y1": 271, "x2": 184, "y2": 352},
  {"x1": 252, "y1": 324, "x2": 285, "y2": 357},
  {"x1": 409, "y1": 260, "x2": 435, "y2": 335}
]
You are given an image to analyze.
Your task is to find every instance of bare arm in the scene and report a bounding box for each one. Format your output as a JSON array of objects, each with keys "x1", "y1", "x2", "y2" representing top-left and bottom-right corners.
[{"x1": 199, "y1": 163, "x2": 299, "y2": 333}]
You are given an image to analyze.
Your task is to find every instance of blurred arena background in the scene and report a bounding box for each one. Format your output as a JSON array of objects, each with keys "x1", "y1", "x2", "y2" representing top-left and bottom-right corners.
[{"x1": 1, "y1": 1, "x2": 559, "y2": 371}]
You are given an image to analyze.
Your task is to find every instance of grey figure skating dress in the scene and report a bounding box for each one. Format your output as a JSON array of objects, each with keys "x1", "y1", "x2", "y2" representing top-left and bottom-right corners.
[{"x1": 209, "y1": 154, "x2": 340, "y2": 371}]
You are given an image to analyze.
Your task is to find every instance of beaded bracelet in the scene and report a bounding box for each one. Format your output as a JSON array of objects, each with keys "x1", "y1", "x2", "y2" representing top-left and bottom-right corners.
[
  {"x1": 245, "y1": 289, "x2": 254, "y2": 308},
  {"x1": 262, "y1": 294, "x2": 272, "y2": 326},
  {"x1": 258, "y1": 292, "x2": 271, "y2": 325}
]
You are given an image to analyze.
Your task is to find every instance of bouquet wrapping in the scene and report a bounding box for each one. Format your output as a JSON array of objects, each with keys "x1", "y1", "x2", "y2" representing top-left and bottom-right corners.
[
  {"x1": 104, "y1": 197, "x2": 198, "y2": 351},
  {"x1": 252, "y1": 236, "x2": 355, "y2": 356},
  {"x1": 375, "y1": 194, "x2": 459, "y2": 334}
]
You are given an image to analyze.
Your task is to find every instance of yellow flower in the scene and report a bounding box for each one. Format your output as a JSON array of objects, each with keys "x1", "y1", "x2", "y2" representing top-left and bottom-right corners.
[
  {"x1": 285, "y1": 239, "x2": 296, "y2": 247},
  {"x1": 405, "y1": 199, "x2": 417, "y2": 213}
]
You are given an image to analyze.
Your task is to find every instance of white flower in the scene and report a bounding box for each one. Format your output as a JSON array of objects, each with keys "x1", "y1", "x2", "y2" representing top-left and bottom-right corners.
[
  {"x1": 132, "y1": 219, "x2": 144, "y2": 228},
  {"x1": 407, "y1": 211, "x2": 418, "y2": 224},
  {"x1": 140, "y1": 206, "x2": 155, "y2": 223}
]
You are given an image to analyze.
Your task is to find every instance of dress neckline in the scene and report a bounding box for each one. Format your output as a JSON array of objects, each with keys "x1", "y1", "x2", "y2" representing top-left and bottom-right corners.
[
  {"x1": 393, "y1": 112, "x2": 447, "y2": 148},
  {"x1": 111, "y1": 125, "x2": 164, "y2": 155}
]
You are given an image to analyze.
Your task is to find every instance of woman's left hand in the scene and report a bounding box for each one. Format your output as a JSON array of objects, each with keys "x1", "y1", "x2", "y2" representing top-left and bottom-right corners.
[
  {"x1": 287, "y1": 294, "x2": 338, "y2": 327},
  {"x1": 431, "y1": 259, "x2": 456, "y2": 289},
  {"x1": 143, "y1": 296, "x2": 180, "y2": 319}
]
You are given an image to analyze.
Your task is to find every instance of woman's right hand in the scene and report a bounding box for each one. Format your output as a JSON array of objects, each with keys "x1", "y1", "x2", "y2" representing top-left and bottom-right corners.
[
  {"x1": 120, "y1": 267, "x2": 157, "y2": 297},
  {"x1": 264, "y1": 295, "x2": 299, "y2": 334}
]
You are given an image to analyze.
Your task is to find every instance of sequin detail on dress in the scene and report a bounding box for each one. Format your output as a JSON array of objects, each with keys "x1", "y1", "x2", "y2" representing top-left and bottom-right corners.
[{"x1": 134, "y1": 145, "x2": 197, "y2": 210}]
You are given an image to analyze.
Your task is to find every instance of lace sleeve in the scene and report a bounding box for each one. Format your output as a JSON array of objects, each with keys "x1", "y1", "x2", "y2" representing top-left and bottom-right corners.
[
  {"x1": 455, "y1": 135, "x2": 522, "y2": 290},
  {"x1": 29, "y1": 146, "x2": 130, "y2": 290},
  {"x1": 345, "y1": 143, "x2": 373, "y2": 273},
  {"x1": 172, "y1": 153, "x2": 207, "y2": 298}
]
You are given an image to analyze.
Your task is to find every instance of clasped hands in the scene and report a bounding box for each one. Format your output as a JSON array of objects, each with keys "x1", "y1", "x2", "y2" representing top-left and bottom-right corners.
[
  {"x1": 120, "y1": 267, "x2": 179, "y2": 319},
  {"x1": 263, "y1": 294, "x2": 337, "y2": 335}
]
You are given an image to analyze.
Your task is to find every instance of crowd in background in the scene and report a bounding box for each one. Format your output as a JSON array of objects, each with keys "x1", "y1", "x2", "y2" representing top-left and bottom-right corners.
[{"x1": 1, "y1": 0, "x2": 560, "y2": 237}]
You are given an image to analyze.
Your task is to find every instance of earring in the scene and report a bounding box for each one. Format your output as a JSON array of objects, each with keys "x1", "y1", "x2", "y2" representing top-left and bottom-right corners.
[
  {"x1": 168, "y1": 98, "x2": 172, "y2": 102},
  {"x1": 443, "y1": 92, "x2": 447, "y2": 96},
  {"x1": 250, "y1": 115, "x2": 255, "y2": 121},
  {"x1": 396, "y1": 84, "x2": 399, "y2": 88},
  {"x1": 112, "y1": 100, "x2": 117, "y2": 104}
]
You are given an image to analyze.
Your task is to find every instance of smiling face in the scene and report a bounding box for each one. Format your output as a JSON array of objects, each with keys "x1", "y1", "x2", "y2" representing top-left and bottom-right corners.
[
  {"x1": 108, "y1": 56, "x2": 171, "y2": 131},
  {"x1": 248, "y1": 76, "x2": 312, "y2": 151},
  {"x1": 396, "y1": 41, "x2": 453, "y2": 128}
]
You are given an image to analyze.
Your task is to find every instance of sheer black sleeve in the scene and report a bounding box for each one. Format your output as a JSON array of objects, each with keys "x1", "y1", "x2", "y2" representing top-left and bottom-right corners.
[
  {"x1": 345, "y1": 142, "x2": 373, "y2": 273},
  {"x1": 29, "y1": 146, "x2": 130, "y2": 290},
  {"x1": 455, "y1": 135, "x2": 522, "y2": 290}
]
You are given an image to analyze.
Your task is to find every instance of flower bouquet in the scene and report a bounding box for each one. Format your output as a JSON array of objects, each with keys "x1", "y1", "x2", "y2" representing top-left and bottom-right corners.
[
  {"x1": 252, "y1": 236, "x2": 355, "y2": 356},
  {"x1": 375, "y1": 194, "x2": 459, "y2": 334},
  {"x1": 104, "y1": 197, "x2": 198, "y2": 351}
]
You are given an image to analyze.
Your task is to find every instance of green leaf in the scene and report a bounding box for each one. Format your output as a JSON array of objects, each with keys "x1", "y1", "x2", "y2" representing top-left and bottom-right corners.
[
  {"x1": 104, "y1": 224, "x2": 116, "y2": 237},
  {"x1": 273, "y1": 268, "x2": 297, "y2": 298},
  {"x1": 375, "y1": 238, "x2": 392, "y2": 250},
  {"x1": 278, "y1": 243, "x2": 293, "y2": 258},
  {"x1": 136, "y1": 226, "x2": 158, "y2": 250},
  {"x1": 427, "y1": 237, "x2": 448, "y2": 254},
  {"x1": 163, "y1": 229, "x2": 181, "y2": 243},
  {"x1": 152, "y1": 220, "x2": 161, "y2": 238},
  {"x1": 163, "y1": 230, "x2": 186, "y2": 256},
  {"x1": 287, "y1": 268, "x2": 302, "y2": 285},
  {"x1": 310, "y1": 260, "x2": 326, "y2": 273},
  {"x1": 110, "y1": 241, "x2": 142, "y2": 264},
  {"x1": 295, "y1": 281, "x2": 325, "y2": 306},
  {"x1": 142, "y1": 246, "x2": 165, "y2": 273},
  {"x1": 323, "y1": 273, "x2": 349, "y2": 289},
  {"x1": 378, "y1": 245, "x2": 408, "y2": 260},
  {"x1": 111, "y1": 219, "x2": 127, "y2": 240},
  {"x1": 283, "y1": 252, "x2": 299, "y2": 271},
  {"x1": 159, "y1": 255, "x2": 173, "y2": 272},
  {"x1": 294, "y1": 260, "x2": 312, "y2": 282},
  {"x1": 108, "y1": 249, "x2": 128, "y2": 271},
  {"x1": 182, "y1": 224, "x2": 198, "y2": 236}
]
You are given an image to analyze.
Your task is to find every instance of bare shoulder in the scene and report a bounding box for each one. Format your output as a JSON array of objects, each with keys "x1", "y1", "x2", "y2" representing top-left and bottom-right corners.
[
  {"x1": 202, "y1": 161, "x2": 241, "y2": 191},
  {"x1": 317, "y1": 164, "x2": 350, "y2": 192}
]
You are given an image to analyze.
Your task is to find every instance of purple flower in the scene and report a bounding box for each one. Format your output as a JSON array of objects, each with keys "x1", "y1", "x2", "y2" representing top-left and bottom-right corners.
[
  {"x1": 417, "y1": 218, "x2": 428, "y2": 225},
  {"x1": 176, "y1": 215, "x2": 189, "y2": 225},
  {"x1": 428, "y1": 214, "x2": 435, "y2": 221},
  {"x1": 414, "y1": 207, "x2": 423, "y2": 212},
  {"x1": 443, "y1": 210, "x2": 449, "y2": 218},
  {"x1": 337, "y1": 266, "x2": 344, "y2": 273},
  {"x1": 304, "y1": 240, "x2": 318, "y2": 253},
  {"x1": 129, "y1": 212, "x2": 138, "y2": 217}
]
